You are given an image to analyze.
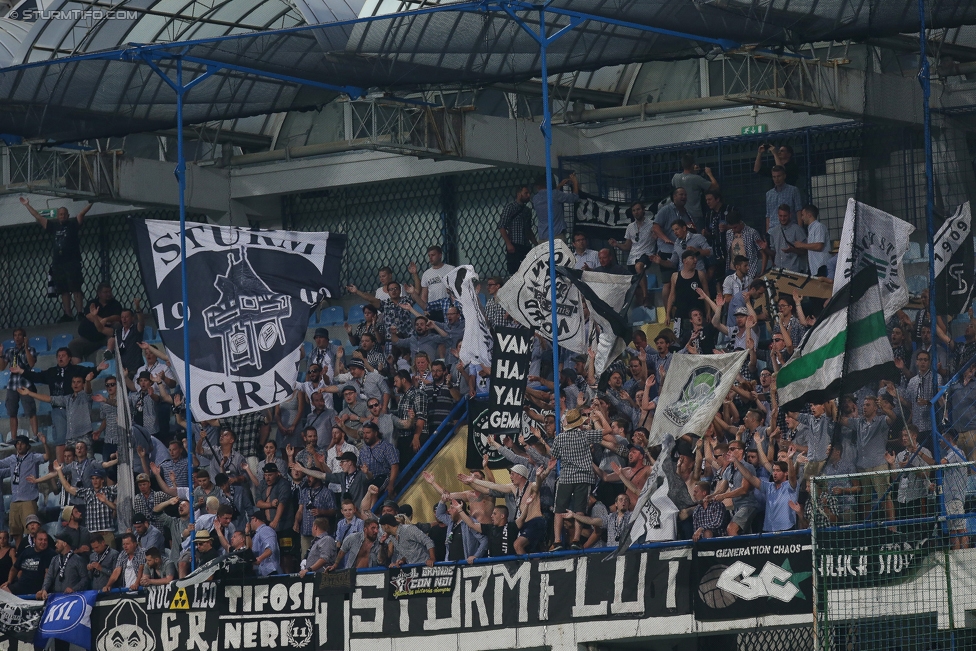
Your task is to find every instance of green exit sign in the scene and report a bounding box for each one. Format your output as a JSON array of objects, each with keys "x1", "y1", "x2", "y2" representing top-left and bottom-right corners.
[{"x1": 741, "y1": 124, "x2": 768, "y2": 135}]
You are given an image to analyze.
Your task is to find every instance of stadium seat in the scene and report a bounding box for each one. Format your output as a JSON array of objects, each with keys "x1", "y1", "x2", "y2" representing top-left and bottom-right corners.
[
  {"x1": 37, "y1": 400, "x2": 51, "y2": 416},
  {"x1": 1, "y1": 340, "x2": 12, "y2": 352},
  {"x1": 0, "y1": 403, "x2": 6, "y2": 418},
  {"x1": 51, "y1": 333, "x2": 73, "y2": 350},
  {"x1": 478, "y1": 293, "x2": 487, "y2": 307},
  {"x1": 347, "y1": 304, "x2": 366, "y2": 324},
  {"x1": 29, "y1": 337, "x2": 49, "y2": 353},
  {"x1": 330, "y1": 339, "x2": 342, "y2": 349},
  {"x1": 143, "y1": 326, "x2": 155, "y2": 341},
  {"x1": 906, "y1": 275, "x2": 927, "y2": 295},
  {"x1": 646, "y1": 273, "x2": 660, "y2": 291},
  {"x1": 0, "y1": 370, "x2": 8, "y2": 388},
  {"x1": 302, "y1": 341, "x2": 313, "y2": 358},
  {"x1": 319, "y1": 305, "x2": 345, "y2": 326}
]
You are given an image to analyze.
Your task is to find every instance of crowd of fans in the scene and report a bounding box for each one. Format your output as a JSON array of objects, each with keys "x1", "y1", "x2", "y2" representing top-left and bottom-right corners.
[{"x1": 1, "y1": 153, "x2": 973, "y2": 603}]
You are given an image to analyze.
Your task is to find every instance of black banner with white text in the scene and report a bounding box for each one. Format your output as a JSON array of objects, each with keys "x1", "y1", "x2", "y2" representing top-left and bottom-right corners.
[
  {"x1": 692, "y1": 534, "x2": 813, "y2": 621},
  {"x1": 350, "y1": 548, "x2": 691, "y2": 637},
  {"x1": 467, "y1": 327, "x2": 533, "y2": 469}
]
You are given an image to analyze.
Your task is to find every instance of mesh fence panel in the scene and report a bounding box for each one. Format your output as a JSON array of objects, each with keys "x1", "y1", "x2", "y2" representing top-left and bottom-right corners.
[
  {"x1": 812, "y1": 461, "x2": 976, "y2": 651},
  {"x1": 0, "y1": 209, "x2": 189, "y2": 330},
  {"x1": 283, "y1": 167, "x2": 529, "y2": 292}
]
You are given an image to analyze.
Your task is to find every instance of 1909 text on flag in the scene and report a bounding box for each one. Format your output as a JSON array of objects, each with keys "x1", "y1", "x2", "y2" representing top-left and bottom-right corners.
[{"x1": 131, "y1": 219, "x2": 346, "y2": 418}]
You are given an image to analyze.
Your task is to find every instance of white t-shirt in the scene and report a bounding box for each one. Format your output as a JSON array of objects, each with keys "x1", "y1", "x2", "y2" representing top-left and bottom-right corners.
[
  {"x1": 806, "y1": 220, "x2": 831, "y2": 274},
  {"x1": 625, "y1": 219, "x2": 655, "y2": 265},
  {"x1": 422, "y1": 265, "x2": 456, "y2": 303},
  {"x1": 722, "y1": 273, "x2": 752, "y2": 298},
  {"x1": 573, "y1": 249, "x2": 600, "y2": 270},
  {"x1": 137, "y1": 360, "x2": 176, "y2": 384},
  {"x1": 375, "y1": 284, "x2": 404, "y2": 302}
]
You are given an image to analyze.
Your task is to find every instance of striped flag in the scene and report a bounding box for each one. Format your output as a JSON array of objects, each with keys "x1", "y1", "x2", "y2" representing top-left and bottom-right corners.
[{"x1": 777, "y1": 264, "x2": 897, "y2": 411}]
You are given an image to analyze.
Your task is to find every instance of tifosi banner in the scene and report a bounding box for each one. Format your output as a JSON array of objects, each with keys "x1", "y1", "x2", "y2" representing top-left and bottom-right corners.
[
  {"x1": 90, "y1": 575, "x2": 345, "y2": 651},
  {"x1": 934, "y1": 202, "x2": 975, "y2": 316},
  {"x1": 350, "y1": 549, "x2": 691, "y2": 637},
  {"x1": 574, "y1": 193, "x2": 632, "y2": 238},
  {"x1": 692, "y1": 534, "x2": 813, "y2": 621},
  {"x1": 131, "y1": 219, "x2": 346, "y2": 418}
]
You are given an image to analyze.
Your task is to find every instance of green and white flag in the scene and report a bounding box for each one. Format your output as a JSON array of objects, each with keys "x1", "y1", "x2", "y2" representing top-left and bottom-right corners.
[
  {"x1": 778, "y1": 264, "x2": 896, "y2": 411},
  {"x1": 648, "y1": 350, "x2": 747, "y2": 445}
]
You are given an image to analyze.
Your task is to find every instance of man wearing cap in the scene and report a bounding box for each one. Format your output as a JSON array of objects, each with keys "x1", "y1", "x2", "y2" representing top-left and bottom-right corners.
[
  {"x1": 56, "y1": 506, "x2": 91, "y2": 554},
  {"x1": 339, "y1": 358, "x2": 390, "y2": 412},
  {"x1": 248, "y1": 512, "x2": 281, "y2": 576},
  {"x1": 358, "y1": 423, "x2": 400, "y2": 497},
  {"x1": 379, "y1": 513, "x2": 435, "y2": 568},
  {"x1": 132, "y1": 473, "x2": 168, "y2": 530},
  {"x1": 549, "y1": 408, "x2": 617, "y2": 550},
  {"x1": 255, "y1": 462, "x2": 297, "y2": 572},
  {"x1": 215, "y1": 473, "x2": 254, "y2": 534},
  {"x1": 132, "y1": 513, "x2": 165, "y2": 553},
  {"x1": 17, "y1": 514, "x2": 43, "y2": 554},
  {"x1": 86, "y1": 533, "x2": 119, "y2": 591},
  {"x1": 56, "y1": 463, "x2": 117, "y2": 548},
  {"x1": 309, "y1": 328, "x2": 337, "y2": 380},
  {"x1": 328, "y1": 518, "x2": 383, "y2": 570},
  {"x1": 0, "y1": 433, "x2": 53, "y2": 546},
  {"x1": 293, "y1": 451, "x2": 370, "y2": 508},
  {"x1": 193, "y1": 530, "x2": 222, "y2": 567},
  {"x1": 336, "y1": 385, "x2": 369, "y2": 435},
  {"x1": 125, "y1": 370, "x2": 162, "y2": 437},
  {"x1": 105, "y1": 533, "x2": 145, "y2": 591},
  {"x1": 459, "y1": 461, "x2": 555, "y2": 555},
  {"x1": 38, "y1": 532, "x2": 89, "y2": 599}
]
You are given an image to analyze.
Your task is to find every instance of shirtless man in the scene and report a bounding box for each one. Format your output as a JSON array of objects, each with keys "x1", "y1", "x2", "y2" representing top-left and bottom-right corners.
[
  {"x1": 596, "y1": 445, "x2": 651, "y2": 507},
  {"x1": 326, "y1": 519, "x2": 382, "y2": 570},
  {"x1": 420, "y1": 471, "x2": 495, "y2": 524},
  {"x1": 459, "y1": 460, "x2": 555, "y2": 554}
]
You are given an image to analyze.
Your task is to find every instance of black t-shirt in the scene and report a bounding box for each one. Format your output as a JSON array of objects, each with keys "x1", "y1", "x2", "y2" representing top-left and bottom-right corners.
[
  {"x1": 46, "y1": 219, "x2": 82, "y2": 263},
  {"x1": 680, "y1": 323, "x2": 719, "y2": 355},
  {"x1": 482, "y1": 522, "x2": 520, "y2": 557},
  {"x1": 447, "y1": 522, "x2": 465, "y2": 561},
  {"x1": 13, "y1": 547, "x2": 55, "y2": 594},
  {"x1": 78, "y1": 298, "x2": 124, "y2": 342},
  {"x1": 757, "y1": 159, "x2": 800, "y2": 187}
]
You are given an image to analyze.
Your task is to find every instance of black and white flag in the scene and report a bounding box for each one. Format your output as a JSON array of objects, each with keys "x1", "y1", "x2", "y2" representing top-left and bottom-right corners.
[
  {"x1": 934, "y1": 202, "x2": 975, "y2": 316},
  {"x1": 0, "y1": 590, "x2": 44, "y2": 641},
  {"x1": 443, "y1": 265, "x2": 492, "y2": 368},
  {"x1": 574, "y1": 193, "x2": 633, "y2": 239},
  {"x1": 612, "y1": 435, "x2": 695, "y2": 555},
  {"x1": 496, "y1": 240, "x2": 587, "y2": 354},
  {"x1": 131, "y1": 219, "x2": 346, "y2": 418}
]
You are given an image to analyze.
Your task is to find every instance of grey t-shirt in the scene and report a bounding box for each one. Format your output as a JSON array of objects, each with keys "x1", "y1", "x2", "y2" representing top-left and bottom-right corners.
[
  {"x1": 722, "y1": 461, "x2": 759, "y2": 511},
  {"x1": 671, "y1": 172, "x2": 712, "y2": 226},
  {"x1": 766, "y1": 222, "x2": 807, "y2": 273}
]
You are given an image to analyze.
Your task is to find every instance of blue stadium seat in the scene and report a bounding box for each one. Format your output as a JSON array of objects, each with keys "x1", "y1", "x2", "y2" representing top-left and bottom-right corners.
[
  {"x1": 478, "y1": 293, "x2": 487, "y2": 307},
  {"x1": 413, "y1": 303, "x2": 424, "y2": 314},
  {"x1": 0, "y1": 370, "x2": 8, "y2": 388},
  {"x1": 319, "y1": 306, "x2": 345, "y2": 326},
  {"x1": 1, "y1": 339, "x2": 13, "y2": 352},
  {"x1": 29, "y1": 337, "x2": 49, "y2": 353},
  {"x1": 143, "y1": 326, "x2": 155, "y2": 341},
  {"x1": 347, "y1": 304, "x2": 366, "y2": 324},
  {"x1": 330, "y1": 339, "x2": 342, "y2": 349},
  {"x1": 37, "y1": 400, "x2": 52, "y2": 416},
  {"x1": 302, "y1": 341, "x2": 313, "y2": 358},
  {"x1": 646, "y1": 273, "x2": 660, "y2": 291},
  {"x1": 0, "y1": 403, "x2": 6, "y2": 418},
  {"x1": 51, "y1": 333, "x2": 73, "y2": 351}
]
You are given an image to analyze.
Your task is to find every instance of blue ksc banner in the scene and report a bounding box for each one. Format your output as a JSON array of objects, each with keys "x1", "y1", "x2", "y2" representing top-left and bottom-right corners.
[{"x1": 35, "y1": 590, "x2": 98, "y2": 650}]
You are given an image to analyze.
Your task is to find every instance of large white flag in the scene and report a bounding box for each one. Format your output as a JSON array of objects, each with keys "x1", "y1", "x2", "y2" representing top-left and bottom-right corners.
[
  {"x1": 648, "y1": 351, "x2": 747, "y2": 446},
  {"x1": 834, "y1": 199, "x2": 914, "y2": 321},
  {"x1": 496, "y1": 240, "x2": 588, "y2": 353}
]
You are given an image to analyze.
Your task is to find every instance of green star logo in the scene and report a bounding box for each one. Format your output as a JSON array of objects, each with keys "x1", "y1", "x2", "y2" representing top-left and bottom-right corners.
[{"x1": 777, "y1": 558, "x2": 812, "y2": 601}]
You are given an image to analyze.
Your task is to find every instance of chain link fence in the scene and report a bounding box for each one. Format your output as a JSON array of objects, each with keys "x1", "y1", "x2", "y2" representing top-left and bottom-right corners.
[
  {"x1": 812, "y1": 460, "x2": 976, "y2": 651},
  {"x1": 0, "y1": 209, "x2": 189, "y2": 329},
  {"x1": 283, "y1": 167, "x2": 531, "y2": 293},
  {"x1": 561, "y1": 121, "x2": 976, "y2": 250}
]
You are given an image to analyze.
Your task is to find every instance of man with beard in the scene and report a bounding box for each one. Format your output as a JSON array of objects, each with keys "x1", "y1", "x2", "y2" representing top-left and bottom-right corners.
[
  {"x1": 38, "y1": 533, "x2": 88, "y2": 598},
  {"x1": 327, "y1": 518, "x2": 384, "y2": 570},
  {"x1": 4, "y1": 531, "x2": 54, "y2": 595}
]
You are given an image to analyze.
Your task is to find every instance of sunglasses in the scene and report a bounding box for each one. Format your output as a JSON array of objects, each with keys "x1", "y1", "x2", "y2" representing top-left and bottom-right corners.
[{"x1": 368, "y1": 403, "x2": 380, "y2": 408}]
